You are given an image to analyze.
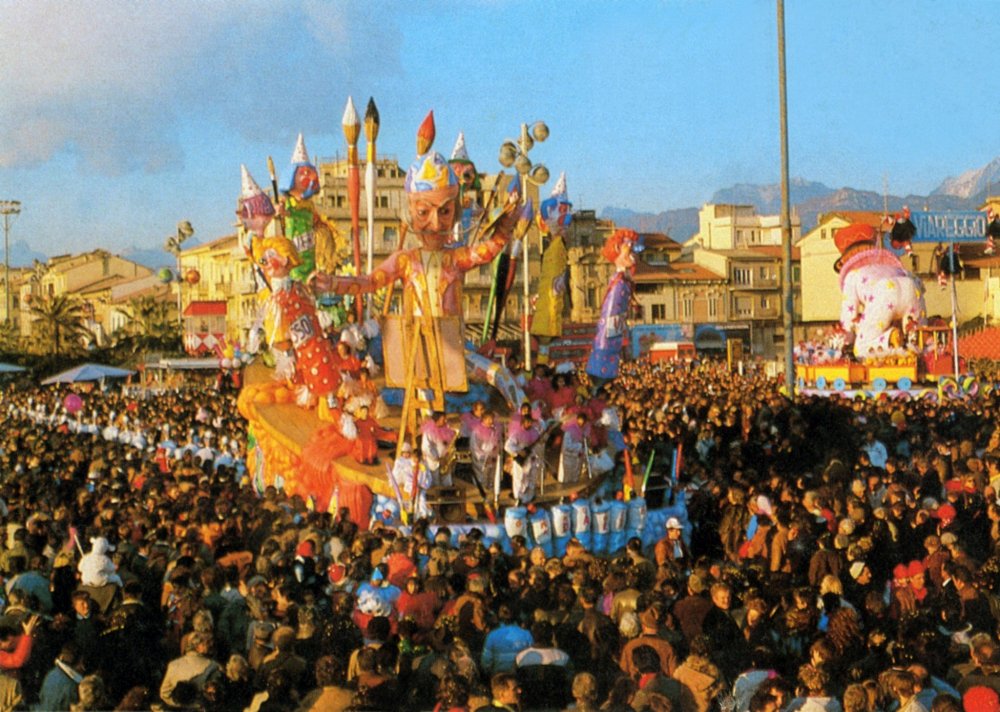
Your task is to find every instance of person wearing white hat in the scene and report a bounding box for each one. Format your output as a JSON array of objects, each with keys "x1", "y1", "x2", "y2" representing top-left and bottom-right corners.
[{"x1": 654, "y1": 517, "x2": 691, "y2": 570}]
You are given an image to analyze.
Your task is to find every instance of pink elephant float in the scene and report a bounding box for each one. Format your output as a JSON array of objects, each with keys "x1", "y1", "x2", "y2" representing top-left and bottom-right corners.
[{"x1": 835, "y1": 223, "x2": 926, "y2": 359}]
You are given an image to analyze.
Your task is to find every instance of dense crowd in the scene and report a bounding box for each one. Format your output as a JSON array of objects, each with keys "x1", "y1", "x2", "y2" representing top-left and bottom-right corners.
[{"x1": 0, "y1": 357, "x2": 998, "y2": 712}]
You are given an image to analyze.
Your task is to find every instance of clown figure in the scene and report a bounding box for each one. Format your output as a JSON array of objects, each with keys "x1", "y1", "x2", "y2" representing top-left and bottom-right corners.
[
  {"x1": 834, "y1": 223, "x2": 926, "y2": 359},
  {"x1": 281, "y1": 133, "x2": 346, "y2": 282}
]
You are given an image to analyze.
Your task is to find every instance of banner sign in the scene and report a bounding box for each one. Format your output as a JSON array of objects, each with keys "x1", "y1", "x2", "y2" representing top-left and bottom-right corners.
[{"x1": 912, "y1": 211, "x2": 987, "y2": 243}]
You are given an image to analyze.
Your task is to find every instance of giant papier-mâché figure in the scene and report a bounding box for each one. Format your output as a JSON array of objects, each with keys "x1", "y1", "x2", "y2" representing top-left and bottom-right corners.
[{"x1": 834, "y1": 222, "x2": 926, "y2": 359}]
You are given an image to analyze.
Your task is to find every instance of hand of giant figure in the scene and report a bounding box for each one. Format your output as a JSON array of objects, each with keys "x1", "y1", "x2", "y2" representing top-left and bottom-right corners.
[{"x1": 834, "y1": 223, "x2": 926, "y2": 359}]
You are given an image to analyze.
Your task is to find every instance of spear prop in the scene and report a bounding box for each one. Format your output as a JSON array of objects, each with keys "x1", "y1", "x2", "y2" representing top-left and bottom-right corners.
[
  {"x1": 363, "y1": 98, "x2": 380, "y2": 317},
  {"x1": 640, "y1": 449, "x2": 655, "y2": 497},
  {"x1": 264, "y1": 156, "x2": 284, "y2": 240},
  {"x1": 385, "y1": 459, "x2": 409, "y2": 525},
  {"x1": 342, "y1": 96, "x2": 363, "y2": 321}
]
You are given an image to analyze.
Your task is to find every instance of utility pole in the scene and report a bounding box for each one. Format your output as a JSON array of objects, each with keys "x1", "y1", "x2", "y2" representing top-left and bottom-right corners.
[
  {"x1": 0, "y1": 200, "x2": 22, "y2": 326},
  {"x1": 777, "y1": 0, "x2": 795, "y2": 398}
]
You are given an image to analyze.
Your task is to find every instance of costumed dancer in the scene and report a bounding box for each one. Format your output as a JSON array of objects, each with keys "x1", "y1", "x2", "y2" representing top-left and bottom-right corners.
[
  {"x1": 351, "y1": 404, "x2": 395, "y2": 465},
  {"x1": 505, "y1": 414, "x2": 544, "y2": 504},
  {"x1": 421, "y1": 411, "x2": 456, "y2": 487},
  {"x1": 281, "y1": 133, "x2": 346, "y2": 282},
  {"x1": 392, "y1": 443, "x2": 431, "y2": 520},
  {"x1": 586, "y1": 229, "x2": 644, "y2": 392},
  {"x1": 834, "y1": 223, "x2": 926, "y2": 359},
  {"x1": 312, "y1": 111, "x2": 524, "y2": 409},
  {"x1": 558, "y1": 411, "x2": 589, "y2": 485},
  {"x1": 531, "y1": 172, "x2": 571, "y2": 365},
  {"x1": 468, "y1": 410, "x2": 503, "y2": 490}
]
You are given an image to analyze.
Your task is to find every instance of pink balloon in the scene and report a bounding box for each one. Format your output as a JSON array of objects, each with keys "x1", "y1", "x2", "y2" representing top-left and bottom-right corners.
[{"x1": 64, "y1": 394, "x2": 83, "y2": 414}]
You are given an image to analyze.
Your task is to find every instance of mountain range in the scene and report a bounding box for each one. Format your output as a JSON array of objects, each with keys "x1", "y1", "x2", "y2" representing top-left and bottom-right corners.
[{"x1": 602, "y1": 157, "x2": 1000, "y2": 242}]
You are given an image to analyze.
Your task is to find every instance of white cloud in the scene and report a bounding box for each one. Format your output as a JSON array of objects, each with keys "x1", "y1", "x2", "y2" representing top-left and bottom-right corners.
[{"x1": 0, "y1": 0, "x2": 400, "y2": 173}]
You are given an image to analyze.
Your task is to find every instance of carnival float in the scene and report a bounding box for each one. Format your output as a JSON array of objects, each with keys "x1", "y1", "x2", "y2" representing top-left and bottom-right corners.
[
  {"x1": 795, "y1": 216, "x2": 979, "y2": 399},
  {"x1": 236, "y1": 102, "x2": 686, "y2": 555}
]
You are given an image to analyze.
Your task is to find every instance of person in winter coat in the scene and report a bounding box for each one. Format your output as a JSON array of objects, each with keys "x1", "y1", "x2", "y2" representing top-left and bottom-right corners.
[{"x1": 673, "y1": 635, "x2": 725, "y2": 712}]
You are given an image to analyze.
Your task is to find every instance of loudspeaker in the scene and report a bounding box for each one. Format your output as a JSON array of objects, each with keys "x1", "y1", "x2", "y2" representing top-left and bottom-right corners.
[{"x1": 427, "y1": 486, "x2": 466, "y2": 523}]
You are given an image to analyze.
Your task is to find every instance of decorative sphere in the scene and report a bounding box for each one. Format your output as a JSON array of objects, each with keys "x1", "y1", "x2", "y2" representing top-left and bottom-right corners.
[
  {"x1": 514, "y1": 155, "x2": 532, "y2": 175},
  {"x1": 531, "y1": 122, "x2": 550, "y2": 142},
  {"x1": 530, "y1": 164, "x2": 550, "y2": 185},
  {"x1": 498, "y1": 142, "x2": 517, "y2": 168},
  {"x1": 185, "y1": 269, "x2": 201, "y2": 285},
  {"x1": 157, "y1": 267, "x2": 174, "y2": 283}
]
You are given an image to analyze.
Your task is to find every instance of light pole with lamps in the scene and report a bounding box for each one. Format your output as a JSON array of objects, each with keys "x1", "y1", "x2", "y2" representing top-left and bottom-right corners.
[
  {"x1": 0, "y1": 200, "x2": 21, "y2": 326},
  {"x1": 498, "y1": 121, "x2": 550, "y2": 371},
  {"x1": 164, "y1": 220, "x2": 195, "y2": 330}
]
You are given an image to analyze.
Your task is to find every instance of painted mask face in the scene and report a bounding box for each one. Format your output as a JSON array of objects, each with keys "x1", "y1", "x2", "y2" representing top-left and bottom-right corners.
[
  {"x1": 408, "y1": 188, "x2": 459, "y2": 250},
  {"x1": 292, "y1": 165, "x2": 320, "y2": 199},
  {"x1": 614, "y1": 239, "x2": 636, "y2": 272},
  {"x1": 451, "y1": 162, "x2": 477, "y2": 189},
  {"x1": 239, "y1": 194, "x2": 275, "y2": 237}
]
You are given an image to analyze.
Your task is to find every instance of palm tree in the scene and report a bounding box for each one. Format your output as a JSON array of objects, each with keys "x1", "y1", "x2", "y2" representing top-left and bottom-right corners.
[
  {"x1": 28, "y1": 294, "x2": 90, "y2": 356},
  {"x1": 113, "y1": 294, "x2": 180, "y2": 356}
]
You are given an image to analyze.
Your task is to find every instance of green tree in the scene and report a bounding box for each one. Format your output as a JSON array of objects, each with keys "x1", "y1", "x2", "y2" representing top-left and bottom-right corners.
[
  {"x1": 28, "y1": 294, "x2": 91, "y2": 356},
  {"x1": 113, "y1": 294, "x2": 180, "y2": 357}
]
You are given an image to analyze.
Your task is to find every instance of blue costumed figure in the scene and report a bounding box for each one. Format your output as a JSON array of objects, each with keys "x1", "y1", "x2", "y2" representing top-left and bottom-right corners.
[{"x1": 586, "y1": 229, "x2": 644, "y2": 390}]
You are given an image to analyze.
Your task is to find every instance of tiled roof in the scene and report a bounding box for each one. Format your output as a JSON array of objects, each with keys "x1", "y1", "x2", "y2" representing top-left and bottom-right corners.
[
  {"x1": 959, "y1": 327, "x2": 1000, "y2": 359},
  {"x1": 633, "y1": 261, "x2": 726, "y2": 282},
  {"x1": 183, "y1": 301, "x2": 227, "y2": 317}
]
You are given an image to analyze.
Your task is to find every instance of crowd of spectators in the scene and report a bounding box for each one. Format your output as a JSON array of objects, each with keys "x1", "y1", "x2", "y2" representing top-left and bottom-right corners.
[{"x1": 0, "y1": 356, "x2": 997, "y2": 712}]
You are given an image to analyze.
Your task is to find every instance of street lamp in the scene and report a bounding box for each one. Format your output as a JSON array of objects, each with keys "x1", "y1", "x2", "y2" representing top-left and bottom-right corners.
[
  {"x1": 497, "y1": 121, "x2": 550, "y2": 371},
  {"x1": 0, "y1": 200, "x2": 21, "y2": 326},
  {"x1": 164, "y1": 220, "x2": 195, "y2": 329}
]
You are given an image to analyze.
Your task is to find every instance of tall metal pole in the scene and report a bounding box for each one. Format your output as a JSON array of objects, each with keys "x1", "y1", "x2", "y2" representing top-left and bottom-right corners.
[
  {"x1": 776, "y1": 0, "x2": 795, "y2": 397},
  {"x1": 0, "y1": 201, "x2": 22, "y2": 325},
  {"x1": 949, "y1": 240, "x2": 960, "y2": 379}
]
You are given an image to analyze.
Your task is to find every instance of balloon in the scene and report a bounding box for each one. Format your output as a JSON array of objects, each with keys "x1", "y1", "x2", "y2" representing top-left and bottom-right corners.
[
  {"x1": 221, "y1": 358, "x2": 233, "y2": 369},
  {"x1": 63, "y1": 394, "x2": 83, "y2": 414},
  {"x1": 185, "y1": 269, "x2": 201, "y2": 285},
  {"x1": 223, "y1": 345, "x2": 235, "y2": 360},
  {"x1": 157, "y1": 267, "x2": 174, "y2": 283}
]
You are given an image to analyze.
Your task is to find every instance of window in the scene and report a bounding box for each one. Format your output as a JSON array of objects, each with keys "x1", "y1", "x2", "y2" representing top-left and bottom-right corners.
[
  {"x1": 651, "y1": 303, "x2": 666, "y2": 321},
  {"x1": 733, "y1": 268, "x2": 751, "y2": 285},
  {"x1": 734, "y1": 296, "x2": 752, "y2": 316},
  {"x1": 708, "y1": 296, "x2": 718, "y2": 319},
  {"x1": 586, "y1": 287, "x2": 597, "y2": 309},
  {"x1": 682, "y1": 296, "x2": 693, "y2": 319},
  {"x1": 759, "y1": 266, "x2": 769, "y2": 280},
  {"x1": 382, "y1": 227, "x2": 398, "y2": 249},
  {"x1": 336, "y1": 196, "x2": 345, "y2": 208},
  {"x1": 760, "y1": 296, "x2": 770, "y2": 310},
  {"x1": 379, "y1": 196, "x2": 389, "y2": 208}
]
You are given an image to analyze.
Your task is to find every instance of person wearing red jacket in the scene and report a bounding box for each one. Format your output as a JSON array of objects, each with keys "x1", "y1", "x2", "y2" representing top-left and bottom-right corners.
[
  {"x1": 0, "y1": 614, "x2": 40, "y2": 678},
  {"x1": 351, "y1": 405, "x2": 395, "y2": 465}
]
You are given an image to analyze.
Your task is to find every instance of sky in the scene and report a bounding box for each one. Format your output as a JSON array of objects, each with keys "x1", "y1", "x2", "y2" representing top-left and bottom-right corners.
[{"x1": 1, "y1": 0, "x2": 998, "y2": 262}]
